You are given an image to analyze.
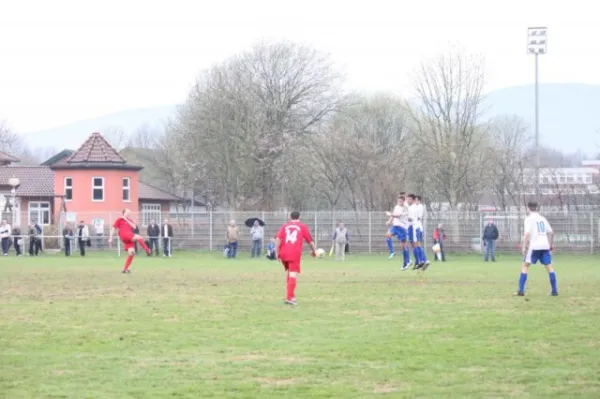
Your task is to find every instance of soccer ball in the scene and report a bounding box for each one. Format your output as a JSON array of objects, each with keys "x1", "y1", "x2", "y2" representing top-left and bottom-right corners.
[
  {"x1": 432, "y1": 243, "x2": 441, "y2": 254},
  {"x1": 315, "y1": 248, "x2": 326, "y2": 258}
]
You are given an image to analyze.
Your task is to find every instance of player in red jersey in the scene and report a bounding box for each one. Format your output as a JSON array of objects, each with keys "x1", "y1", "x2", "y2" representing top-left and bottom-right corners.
[
  {"x1": 108, "y1": 209, "x2": 151, "y2": 273},
  {"x1": 275, "y1": 211, "x2": 317, "y2": 306}
]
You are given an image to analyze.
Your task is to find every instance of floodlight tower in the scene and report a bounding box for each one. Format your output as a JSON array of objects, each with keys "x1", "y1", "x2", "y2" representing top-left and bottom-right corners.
[{"x1": 527, "y1": 27, "x2": 547, "y2": 203}]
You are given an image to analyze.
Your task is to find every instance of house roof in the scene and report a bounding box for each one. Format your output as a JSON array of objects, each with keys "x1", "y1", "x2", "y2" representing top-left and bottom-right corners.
[
  {"x1": 40, "y1": 149, "x2": 74, "y2": 166},
  {"x1": 0, "y1": 151, "x2": 20, "y2": 165},
  {"x1": 50, "y1": 133, "x2": 142, "y2": 171},
  {"x1": 138, "y1": 181, "x2": 181, "y2": 201},
  {"x1": 0, "y1": 166, "x2": 55, "y2": 196}
]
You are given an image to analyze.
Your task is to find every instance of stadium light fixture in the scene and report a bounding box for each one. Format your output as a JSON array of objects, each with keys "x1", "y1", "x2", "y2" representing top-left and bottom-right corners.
[{"x1": 527, "y1": 27, "x2": 547, "y2": 203}]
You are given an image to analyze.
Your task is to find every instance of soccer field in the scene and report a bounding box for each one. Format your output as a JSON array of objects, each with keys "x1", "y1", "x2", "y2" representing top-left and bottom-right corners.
[{"x1": 1, "y1": 253, "x2": 599, "y2": 398}]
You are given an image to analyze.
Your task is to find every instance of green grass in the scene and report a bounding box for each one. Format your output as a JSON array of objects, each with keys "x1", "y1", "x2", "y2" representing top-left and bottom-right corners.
[{"x1": 1, "y1": 252, "x2": 599, "y2": 398}]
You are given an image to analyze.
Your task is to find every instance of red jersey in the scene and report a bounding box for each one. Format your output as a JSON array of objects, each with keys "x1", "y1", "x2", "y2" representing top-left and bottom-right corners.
[
  {"x1": 113, "y1": 217, "x2": 135, "y2": 238},
  {"x1": 277, "y1": 221, "x2": 313, "y2": 260}
]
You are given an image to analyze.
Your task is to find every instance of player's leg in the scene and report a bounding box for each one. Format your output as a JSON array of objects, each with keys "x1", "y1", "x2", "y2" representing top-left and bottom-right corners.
[
  {"x1": 516, "y1": 249, "x2": 534, "y2": 295},
  {"x1": 132, "y1": 234, "x2": 151, "y2": 255},
  {"x1": 542, "y1": 251, "x2": 558, "y2": 296},
  {"x1": 417, "y1": 229, "x2": 430, "y2": 270},
  {"x1": 400, "y1": 230, "x2": 410, "y2": 269},
  {"x1": 285, "y1": 261, "x2": 300, "y2": 305},
  {"x1": 387, "y1": 229, "x2": 395, "y2": 258},
  {"x1": 408, "y1": 226, "x2": 420, "y2": 267},
  {"x1": 122, "y1": 244, "x2": 135, "y2": 273}
]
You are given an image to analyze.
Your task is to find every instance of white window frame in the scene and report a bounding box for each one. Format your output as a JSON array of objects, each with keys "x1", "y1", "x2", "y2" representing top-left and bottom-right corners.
[
  {"x1": 28, "y1": 201, "x2": 51, "y2": 226},
  {"x1": 141, "y1": 203, "x2": 161, "y2": 226},
  {"x1": 122, "y1": 177, "x2": 131, "y2": 202},
  {"x1": 92, "y1": 177, "x2": 104, "y2": 202},
  {"x1": 64, "y1": 177, "x2": 73, "y2": 201}
]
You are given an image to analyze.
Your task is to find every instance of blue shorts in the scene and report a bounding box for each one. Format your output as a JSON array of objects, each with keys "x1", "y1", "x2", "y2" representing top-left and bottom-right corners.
[
  {"x1": 408, "y1": 225, "x2": 423, "y2": 243},
  {"x1": 524, "y1": 249, "x2": 552, "y2": 265},
  {"x1": 390, "y1": 226, "x2": 407, "y2": 242}
]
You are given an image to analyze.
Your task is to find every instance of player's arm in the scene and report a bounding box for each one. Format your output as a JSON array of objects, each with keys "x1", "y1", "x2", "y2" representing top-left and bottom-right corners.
[
  {"x1": 274, "y1": 230, "x2": 283, "y2": 258},
  {"x1": 546, "y1": 221, "x2": 554, "y2": 250},
  {"x1": 304, "y1": 227, "x2": 317, "y2": 257},
  {"x1": 385, "y1": 216, "x2": 393, "y2": 225},
  {"x1": 522, "y1": 219, "x2": 531, "y2": 255},
  {"x1": 108, "y1": 227, "x2": 118, "y2": 243}
]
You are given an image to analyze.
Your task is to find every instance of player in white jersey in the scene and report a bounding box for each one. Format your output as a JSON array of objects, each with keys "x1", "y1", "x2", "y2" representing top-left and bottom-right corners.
[
  {"x1": 515, "y1": 202, "x2": 558, "y2": 296},
  {"x1": 385, "y1": 195, "x2": 411, "y2": 269},
  {"x1": 406, "y1": 194, "x2": 430, "y2": 271}
]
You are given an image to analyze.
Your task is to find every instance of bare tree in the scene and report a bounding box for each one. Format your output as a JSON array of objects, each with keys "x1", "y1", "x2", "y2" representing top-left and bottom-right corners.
[
  {"x1": 488, "y1": 115, "x2": 531, "y2": 210},
  {"x1": 407, "y1": 48, "x2": 489, "y2": 210},
  {"x1": 102, "y1": 126, "x2": 129, "y2": 151},
  {"x1": 173, "y1": 41, "x2": 346, "y2": 210}
]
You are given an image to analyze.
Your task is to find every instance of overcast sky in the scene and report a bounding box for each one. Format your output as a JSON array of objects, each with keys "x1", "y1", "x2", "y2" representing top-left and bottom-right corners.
[{"x1": 0, "y1": 0, "x2": 598, "y2": 133}]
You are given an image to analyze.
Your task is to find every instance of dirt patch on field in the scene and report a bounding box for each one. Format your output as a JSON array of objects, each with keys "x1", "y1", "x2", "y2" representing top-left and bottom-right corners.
[
  {"x1": 373, "y1": 383, "x2": 399, "y2": 394},
  {"x1": 253, "y1": 377, "x2": 297, "y2": 387}
]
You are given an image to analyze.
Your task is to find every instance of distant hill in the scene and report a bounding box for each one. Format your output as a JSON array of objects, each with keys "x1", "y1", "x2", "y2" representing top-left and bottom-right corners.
[
  {"x1": 483, "y1": 83, "x2": 599, "y2": 153},
  {"x1": 20, "y1": 84, "x2": 600, "y2": 153},
  {"x1": 21, "y1": 105, "x2": 178, "y2": 150}
]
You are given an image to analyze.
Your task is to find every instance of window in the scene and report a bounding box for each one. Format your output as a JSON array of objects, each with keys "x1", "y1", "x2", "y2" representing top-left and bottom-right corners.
[
  {"x1": 567, "y1": 175, "x2": 575, "y2": 183},
  {"x1": 64, "y1": 177, "x2": 73, "y2": 201},
  {"x1": 122, "y1": 178, "x2": 131, "y2": 202},
  {"x1": 585, "y1": 175, "x2": 592, "y2": 184},
  {"x1": 92, "y1": 177, "x2": 104, "y2": 201},
  {"x1": 141, "y1": 203, "x2": 161, "y2": 226},
  {"x1": 29, "y1": 201, "x2": 51, "y2": 226}
]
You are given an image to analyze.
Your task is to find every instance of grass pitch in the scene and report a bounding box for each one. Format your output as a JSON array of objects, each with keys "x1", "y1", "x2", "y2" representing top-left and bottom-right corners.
[{"x1": 1, "y1": 252, "x2": 599, "y2": 398}]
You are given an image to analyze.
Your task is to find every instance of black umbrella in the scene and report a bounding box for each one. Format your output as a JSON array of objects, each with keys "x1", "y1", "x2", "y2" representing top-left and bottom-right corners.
[{"x1": 245, "y1": 217, "x2": 265, "y2": 228}]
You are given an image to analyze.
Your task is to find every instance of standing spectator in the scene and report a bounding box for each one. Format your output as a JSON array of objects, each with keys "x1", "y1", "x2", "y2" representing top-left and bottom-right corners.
[
  {"x1": 1, "y1": 220, "x2": 11, "y2": 256},
  {"x1": 482, "y1": 219, "x2": 499, "y2": 262},
  {"x1": 12, "y1": 225, "x2": 22, "y2": 256},
  {"x1": 226, "y1": 220, "x2": 239, "y2": 259},
  {"x1": 28, "y1": 223, "x2": 41, "y2": 256},
  {"x1": 432, "y1": 223, "x2": 447, "y2": 261},
  {"x1": 162, "y1": 219, "x2": 174, "y2": 257},
  {"x1": 63, "y1": 223, "x2": 74, "y2": 256},
  {"x1": 332, "y1": 222, "x2": 349, "y2": 261},
  {"x1": 77, "y1": 220, "x2": 90, "y2": 257},
  {"x1": 250, "y1": 220, "x2": 264, "y2": 258},
  {"x1": 147, "y1": 219, "x2": 160, "y2": 256}
]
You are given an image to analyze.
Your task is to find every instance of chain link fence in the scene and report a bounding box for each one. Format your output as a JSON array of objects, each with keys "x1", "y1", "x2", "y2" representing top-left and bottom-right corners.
[{"x1": 24, "y1": 210, "x2": 598, "y2": 255}]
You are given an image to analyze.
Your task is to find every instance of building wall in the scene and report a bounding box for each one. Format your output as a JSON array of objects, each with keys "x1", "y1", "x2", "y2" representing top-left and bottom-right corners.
[{"x1": 53, "y1": 169, "x2": 140, "y2": 222}]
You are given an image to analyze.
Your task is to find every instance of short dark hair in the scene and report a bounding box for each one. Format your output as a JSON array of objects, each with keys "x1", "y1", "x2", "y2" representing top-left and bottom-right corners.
[
  {"x1": 399, "y1": 191, "x2": 406, "y2": 195},
  {"x1": 527, "y1": 202, "x2": 538, "y2": 211},
  {"x1": 397, "y1": 195, "x2": 405, "y2": 200},
  {"x1": 290, "y1": 211, "x2": 300, "y2": 220},
  {"x1": 407, "y1": 194, "x2": 416, "y2": 200},
  {"x1": 416, "y1": 195, "x2": 422, "y2": 201}
]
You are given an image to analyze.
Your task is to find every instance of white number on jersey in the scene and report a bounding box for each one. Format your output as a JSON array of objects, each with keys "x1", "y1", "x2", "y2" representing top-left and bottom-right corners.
[{"x1": 285, "y1": 227, "x2": 299, "y2": 244}]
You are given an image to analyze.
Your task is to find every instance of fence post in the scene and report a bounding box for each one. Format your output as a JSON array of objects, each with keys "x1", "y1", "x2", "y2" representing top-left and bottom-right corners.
[
  {"x1": 262, "y1": 211, "x2": 265, "y2": 251},
  {"x1": 591, "y1": 211, "x2": 594, "y2": 255},
  {"x1": 209, "y1": 209, "x2": 213, "y2": 252},
  {"x1": 479, "y1": 211, "x2": 483, "y2": 254},
  {"x1": 368, "y1": 211, "x2": 372, "y2": 253},
  {"x1": 191, "y1": 206, "x2": 195, "y2": 238}
]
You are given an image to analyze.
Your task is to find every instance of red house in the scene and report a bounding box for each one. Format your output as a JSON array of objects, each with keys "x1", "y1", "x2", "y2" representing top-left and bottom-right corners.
[{"x1": 0, "y1": 132, "x2": 179, "y2": 234}]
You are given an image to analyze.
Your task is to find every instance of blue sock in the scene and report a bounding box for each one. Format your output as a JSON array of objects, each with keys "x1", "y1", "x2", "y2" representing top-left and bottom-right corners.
[
  {"x1": 419, "y1": 246, "x2": 428, "y2": 262},
  {"x1": 386, "y1": 238, "x2": 394, "y2": 254},
  {"x1": 549, "y1": 272, "x2": 557, "y2": 294},
  {"x1": 412, "y1": 247, "x2": 420, "y2": 263},
  {"x1": 403, "y1": 247, "x2": 410, "y2": 265},
  {"x1": 518, "y1": 273, "x2": 528, "y2": 292}
]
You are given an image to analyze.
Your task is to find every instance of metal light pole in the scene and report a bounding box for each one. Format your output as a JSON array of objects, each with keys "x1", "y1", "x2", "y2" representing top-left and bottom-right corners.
[
  {"x1": 8, "y1": 177, "x2": 20, "y2": 226},
  {"x1": 527, "y1": 27, "x2": 547, "y2": 203}
]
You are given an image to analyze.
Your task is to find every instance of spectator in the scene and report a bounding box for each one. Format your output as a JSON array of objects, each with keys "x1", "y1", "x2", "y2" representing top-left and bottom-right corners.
[
  {"x1": 147, "y1": 219, "x2": 160, "y2": 256},
  {"x1": 63, "y1": 223, "x2": 74, "y2": 256},
  {"x1": 28, "y1": 223, "x2": 42, "y2": 256},
  {"x1": 482, "y1": 219, "x2": 499, "y2": 262},
  {"x1": 12, "y1": 225, "x2": 22, "y2": 256},
  {"x1": 226, "y1": 220, "x2": 239, "y2": 259},
  {"x1": 77, "y1": 220, "x2": 90, "y2": 257},
  {"x1": 1, "y1": 220, "x2": 11, "y2": 256},
  {"x1": 332, "y1": 222, "x2": 349, "y2": 261},
  {"x1": 250, "y1": 220, "x2": 264, "y2": 258},
  {"x1": 162, "y1": 219, "x2": 174, "y2": 257},
  {"x1": 266, "y1": 235, "x2": 277, "y2": 260},
  {"x1": 432, "y1": 223, "x2": 447, "y2": 261}
]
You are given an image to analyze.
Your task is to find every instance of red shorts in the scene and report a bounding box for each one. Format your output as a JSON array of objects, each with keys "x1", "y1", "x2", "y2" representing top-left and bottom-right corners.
[
  {"x1": 281, "y1": 259, "x2": 301, "y2": 273},
  {"x1": 120, "y1": 234, "x2": 135, "y2": 251}
]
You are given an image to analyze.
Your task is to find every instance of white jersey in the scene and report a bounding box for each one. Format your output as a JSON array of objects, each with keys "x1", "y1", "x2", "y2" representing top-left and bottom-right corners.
[
  {"x1": 392, "y1": 204, "x2": 409, "y2": 228},
  {"x1": 416, "y1": 204, "x2": 425, "y2": 228},
  {"x1": 524, "y1": 212, "x2": 553, "y2": 250},
  {"x1": 408, "y1": 204, "x2": 419, "y2": 226}
]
